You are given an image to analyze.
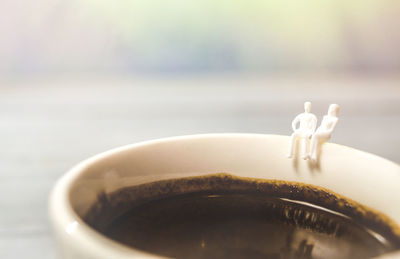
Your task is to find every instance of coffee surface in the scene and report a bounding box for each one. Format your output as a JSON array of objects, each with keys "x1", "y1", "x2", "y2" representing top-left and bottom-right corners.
[{"x1": 84, "y1": 174, "x2": 400, "y2": 259}]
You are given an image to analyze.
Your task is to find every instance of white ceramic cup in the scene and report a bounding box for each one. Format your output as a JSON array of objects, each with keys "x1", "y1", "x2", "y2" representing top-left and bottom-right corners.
[{"x1": 49, "y1": 134, "x2": 400, "y2": 259}]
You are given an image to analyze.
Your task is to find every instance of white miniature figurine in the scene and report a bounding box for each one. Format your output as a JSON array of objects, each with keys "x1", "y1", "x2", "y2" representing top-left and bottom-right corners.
[
  {"x1": 287, "y1": 102, "x2": 317, "y2": 159},
  {"x1": 309, "y1": 104, "x2": 340, "y2": 161}
]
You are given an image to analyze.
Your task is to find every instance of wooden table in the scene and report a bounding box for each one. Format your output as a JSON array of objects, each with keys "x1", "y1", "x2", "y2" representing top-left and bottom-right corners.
[{"x1": 1, "y1": 75, "x2": 399, "y2": 258}]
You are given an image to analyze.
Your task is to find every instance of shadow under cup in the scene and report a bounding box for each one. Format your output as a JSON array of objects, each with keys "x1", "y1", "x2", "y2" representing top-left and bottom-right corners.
[{"x1": 50, "y1": 134, "x2": 400, "y2": 259}]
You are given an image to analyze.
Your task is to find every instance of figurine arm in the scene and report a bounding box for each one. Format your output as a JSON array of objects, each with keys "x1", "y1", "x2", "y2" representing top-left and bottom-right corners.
[
  {"x1": 321, "y1": 118, "x2": 338, "y2": 134},
  {"x1": 330, "y1": 118, "x2": 338, "y2": 132},
  {"x1": 311, "y1": 115, "x2": 317, "y2": 132},
  {"x1": 291, "y1": 115, "x2": 300, "y2": 131}
]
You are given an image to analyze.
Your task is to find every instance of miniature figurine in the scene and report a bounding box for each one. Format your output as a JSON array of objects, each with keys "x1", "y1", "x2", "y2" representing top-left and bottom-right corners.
[
  {"x1": 287, "y1": 102, "x2": 317, "y2": 160},
  {"x1": 309, "y1": 104, "x2": 339, "y2": 161}
]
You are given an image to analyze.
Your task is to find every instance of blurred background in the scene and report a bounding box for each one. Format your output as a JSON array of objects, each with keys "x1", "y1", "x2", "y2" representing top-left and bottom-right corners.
[
  {"x1": 1, "y1": 0, "x2": 399, "y2": 258},
  {"x1": 2, "y1": 0, "x2": 400, "y2": 75}
]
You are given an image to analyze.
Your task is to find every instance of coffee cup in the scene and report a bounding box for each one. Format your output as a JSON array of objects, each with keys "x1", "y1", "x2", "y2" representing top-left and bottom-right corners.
[{"x1": 49, "y1": 134, "x2": 400, "y2": 258}]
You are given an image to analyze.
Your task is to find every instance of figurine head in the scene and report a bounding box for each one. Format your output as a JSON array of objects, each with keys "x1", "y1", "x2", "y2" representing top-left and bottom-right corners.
[
  {"x1": 304, "y1": 102, "x2": 312, "y2": 113},
  {"x1": 328, "y1": 104, "x2": 339, "y2": 117}
]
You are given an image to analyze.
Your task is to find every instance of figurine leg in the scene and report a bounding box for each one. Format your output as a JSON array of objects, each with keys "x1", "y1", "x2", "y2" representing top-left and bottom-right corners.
[
  {"x1": 310, "y1": 135, "x2": 318, "y2": 161},
  {"x1": 287, "y1": 133, "x2": 298, "y2": 158},
  {"x1": 311, "y1": 132, "x2": 331, "y2": 161},
  {"x1": 311, "y1": 135, "x2": 322, "y2": 161},
  {"x1": 301, "y1": 136, "x2": 310, "y2": 160}
]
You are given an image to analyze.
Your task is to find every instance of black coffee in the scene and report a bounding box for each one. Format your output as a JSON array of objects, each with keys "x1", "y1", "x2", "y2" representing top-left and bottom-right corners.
[{"x1": 84, "y1": 174, "x2": 400, "y2": 259}]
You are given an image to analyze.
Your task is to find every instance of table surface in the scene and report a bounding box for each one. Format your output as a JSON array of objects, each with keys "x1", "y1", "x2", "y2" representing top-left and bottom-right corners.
[{"x1": 1, "y1": 75, "x2": 399, "y2": 258}]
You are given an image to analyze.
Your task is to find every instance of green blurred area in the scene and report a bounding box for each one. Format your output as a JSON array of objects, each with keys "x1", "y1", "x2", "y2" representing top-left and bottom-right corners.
[{"x1": 1, "y1": 0, "x2": 400, "y2": 75}]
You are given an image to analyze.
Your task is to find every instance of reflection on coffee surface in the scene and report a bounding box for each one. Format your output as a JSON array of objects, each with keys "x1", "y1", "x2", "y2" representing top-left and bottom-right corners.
[{"x1": 84, "y1": 174, "x2": 400, "y2": 259}]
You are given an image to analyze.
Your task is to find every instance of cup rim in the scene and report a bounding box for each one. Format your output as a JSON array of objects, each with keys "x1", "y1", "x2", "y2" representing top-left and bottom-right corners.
[{"x1": 49, "y1": 133, "x2": 400, "y2": 259}]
